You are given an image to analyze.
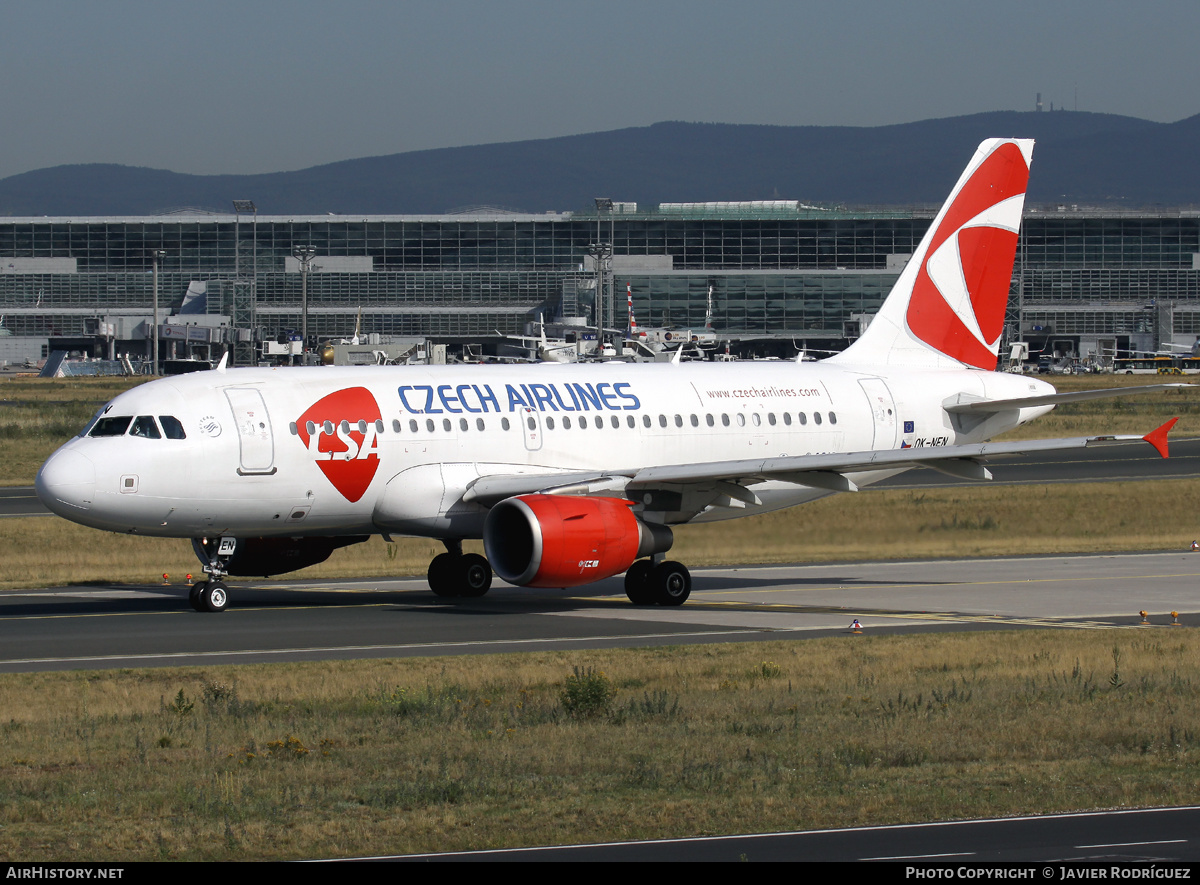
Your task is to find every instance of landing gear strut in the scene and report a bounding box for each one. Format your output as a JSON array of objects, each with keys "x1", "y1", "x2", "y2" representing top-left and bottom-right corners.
[
  {"x1": 189, "y1": 537, "x2": 236, "y2": 613},
  {"x1": 428, "y1": 540, "x2": 493, "y2": 599}
]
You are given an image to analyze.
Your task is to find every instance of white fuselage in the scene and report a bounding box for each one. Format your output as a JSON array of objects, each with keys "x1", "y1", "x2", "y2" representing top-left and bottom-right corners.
[{"x1": 36, "y1": 360, "x2": 1055, "y2": 541}]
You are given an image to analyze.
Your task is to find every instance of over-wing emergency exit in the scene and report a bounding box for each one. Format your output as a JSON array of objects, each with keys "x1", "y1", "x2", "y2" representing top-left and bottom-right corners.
[{"x1": 36, "y1": 139, "x2": 1181, "y2": 612}]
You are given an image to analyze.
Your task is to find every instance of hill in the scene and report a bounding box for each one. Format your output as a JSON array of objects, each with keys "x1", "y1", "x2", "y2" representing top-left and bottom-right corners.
[{"x1": 0, "y1": 110, "x2": 1195, "y2": 215}]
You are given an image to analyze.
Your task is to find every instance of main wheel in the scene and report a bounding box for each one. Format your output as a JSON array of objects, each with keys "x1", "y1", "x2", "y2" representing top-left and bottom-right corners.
[
  {"x1": 199, "y1": 580, "x2": 229, "y2": 613},
  {"x1": 624, "y1": 560, "x2": 656, "y2": 605},
  {"x1": 650, "y1": 561, "x2": 691, "y2": 606},
  {"x1": 428, "y1": 553, "x2": 459, "y2": 597},
  {"x1": 459, "y1": 553, "x2": 493, "y2": 598}
]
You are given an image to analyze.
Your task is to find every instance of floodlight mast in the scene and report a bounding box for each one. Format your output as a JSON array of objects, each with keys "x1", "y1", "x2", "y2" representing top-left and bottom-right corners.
[
  {"x1": 292, "y1": 245, "x2": 317, "y2": 365},
  {"x1": 150, "y1": 250, "x2": 166, "y2": 375},
  {"x1": 232, "y1": 200, "x2": 257, "y2": 366},
  {"x1": 586, "y1": 240, "x2": 612, "y2": 354}
]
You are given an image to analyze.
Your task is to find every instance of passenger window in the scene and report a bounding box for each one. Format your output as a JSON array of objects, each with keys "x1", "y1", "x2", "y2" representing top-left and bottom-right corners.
[
  {"x1": 443, "y1": 418, "x2": 452, "y2": 432},
  {"x1": 594, "y1": 415, "x2": 603, "y2": 429},
  {"x1": 563, "y1": 416, "x2": 572, "y2": 429},
  {"x1": 798, "y1": 412, "x2": 808, "y2": 425},
  {"x1": 642, "y1": 414, "x2": 651, "y2": 428},
  {"x1": 706, "y1": 414, "x2": 714, "y2": 427},
  {"x1": 89, "y1": 416, "x2": 132, "y2": 437},
  {"x1": 409, "y1": 419, "x2": 418, "y2": 433},
  {"x1": 459, "y1": 418, "x2": 468, "y2": 431},
  {"x1": 751, "y1": 413, "x2": 761, "y2": 427},
  {"x1": 130, "y1": 416, "x2": 161, "y2": 439},
  {"x1": 658, "y1": 415, "x2": 667, "y2": 427},
  {"x1": 829, "y1": 412, "x2": 837, "y2": 425},
  {"x1": 476, "y1": 418, "x2": 485, "y2": 431},
  {"x1": 501, "y1": 417, "x2": 511, "y2": 431},
  {"x1": 674, "y1": 415, "x2": 683, "y2": 427},
  {"x1": 736, "y1": 413, "x2": 746, "y2": 427},
  {"x1": 545, "y1": 417, "x2": 555, "y2": 430},
  {"x1": 527, "y1": 416, "x2": 536, "y2": 430},
  {"x1": 814, "y1": 412, "x2": 823, "y2": 425},
  {"x1": 783, "y1": 413, "x2": 792, "y2": 426},
  {"x1": 375, "y1": 419, "x2": 384, "y2": 434},
  {"x1": 690, "y1": 414, "x2": 699, "y2": 427},
  {"x1": 611, "y1": 415, "x2": 619, "y2": 429},
  {"x1": 767, "y1": 413, "x2": 776, "y2": 426},
  {"x1": 425, "y1": 419, "x2": 435, "y2": 432},
  {"x1": 626, "y1": 415, "x2": 635, "y2": 428},
  {"x1": 721, "y1": 414, "x2": 730, "y2": 427},
  {"x1": 159, "y1": 416, "x2": 186, "y2": 439},
  {"x1": 392, "y1": 419, "x2": 402, "y2": 433}
]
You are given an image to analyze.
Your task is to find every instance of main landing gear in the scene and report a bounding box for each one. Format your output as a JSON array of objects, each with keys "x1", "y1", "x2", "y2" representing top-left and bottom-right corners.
[
  {"x1": 624, "y1": 559, "x2": 691, "y2": 606},
  {"x1": 427, "y1": 540, "x2": 493, "y2": 598},
  {"x1": 189, "y1": 537, "x2": 236, "y2": 613}
]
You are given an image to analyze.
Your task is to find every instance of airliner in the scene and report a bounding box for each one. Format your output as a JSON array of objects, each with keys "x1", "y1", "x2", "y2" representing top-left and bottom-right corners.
[{"x1": 35, "y1": 139, "x2": 1180, "y2": 612}]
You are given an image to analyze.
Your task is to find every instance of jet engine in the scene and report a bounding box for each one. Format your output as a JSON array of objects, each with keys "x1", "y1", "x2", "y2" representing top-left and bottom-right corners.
[
  {"x1": 483, "y1": 494, "x2": 672, "y2": 588},
  {"x1": 191, "y1": 535, "x2": 369, "y2": 577}
]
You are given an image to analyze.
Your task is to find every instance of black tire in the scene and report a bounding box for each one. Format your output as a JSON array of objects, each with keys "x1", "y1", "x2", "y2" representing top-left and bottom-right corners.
[
  {"x1": 650, "y1": 561, "x2": 691, "y2": 606},
  {"x1": 200, "y1": 580, "x2": 229, "y2": 613},
  {"x1": 459, "y1": 553, "x2": 493, "y2": 598},
  {"x1": 427, "y1": 553, "x2": 459, "y2": 597},
  {"x1": 624, "y1": 560, "x2": 656, "y2": 605},
  {"x1": 188, "y1": 581, "x2": 207, "y2": 612}
]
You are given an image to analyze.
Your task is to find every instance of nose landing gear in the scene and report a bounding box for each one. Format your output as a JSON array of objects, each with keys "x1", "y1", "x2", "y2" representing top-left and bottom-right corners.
[{"x1": 188, "y1": 537, "x2": 237, "y2": 613}]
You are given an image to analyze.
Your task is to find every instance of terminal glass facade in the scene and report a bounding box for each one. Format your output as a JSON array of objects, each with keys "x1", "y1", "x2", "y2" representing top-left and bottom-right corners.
[{"x1": 0, "y1": 209, "x2": 1196, "y2": 355}]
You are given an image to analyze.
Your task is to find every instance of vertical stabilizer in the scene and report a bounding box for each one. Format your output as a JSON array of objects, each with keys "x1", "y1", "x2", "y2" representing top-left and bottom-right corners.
[{"x1": 829, "y1": 138, "x2": 1034, "y2": 371}]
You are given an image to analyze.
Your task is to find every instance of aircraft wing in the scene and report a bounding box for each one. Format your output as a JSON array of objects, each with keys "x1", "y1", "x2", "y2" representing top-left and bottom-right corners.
[
  {"x1": 627, "y1": 420, "x2": 1175, "y2": 494},
  {"x1": 462, "y1": 420, "x2": 1177, "y2": 506}
]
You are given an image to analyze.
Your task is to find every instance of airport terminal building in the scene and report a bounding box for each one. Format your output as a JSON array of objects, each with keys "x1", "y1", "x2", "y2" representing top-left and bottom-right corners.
[{"x1": 1, "y1": 203, "x2": 1197, "y2": 366}]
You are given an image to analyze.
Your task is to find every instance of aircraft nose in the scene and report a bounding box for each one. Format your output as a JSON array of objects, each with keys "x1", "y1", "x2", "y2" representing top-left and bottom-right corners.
[{"x1": 36, "y1": 448, "x2": 96, "y2": 514}]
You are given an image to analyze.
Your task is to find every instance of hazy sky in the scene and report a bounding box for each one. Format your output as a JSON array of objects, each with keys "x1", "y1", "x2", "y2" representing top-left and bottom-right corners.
[{"x1": 0, "y1": 0, "x2": 1195, "y2": 180}]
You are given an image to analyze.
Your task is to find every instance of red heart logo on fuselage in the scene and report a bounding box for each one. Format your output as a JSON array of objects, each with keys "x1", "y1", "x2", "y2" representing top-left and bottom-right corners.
[{"x1": 295, "y1": 387, "x2": 382, "y2": 503}]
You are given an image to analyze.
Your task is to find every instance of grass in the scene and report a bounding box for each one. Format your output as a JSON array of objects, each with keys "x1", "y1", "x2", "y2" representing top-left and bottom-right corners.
[{"x1": 1, "y1": 631, "x2": 1199, "y2": 860}]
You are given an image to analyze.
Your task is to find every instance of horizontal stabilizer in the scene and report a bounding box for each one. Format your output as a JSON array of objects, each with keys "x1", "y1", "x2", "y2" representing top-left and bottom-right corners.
[{"x1": 943, "y1": 384, "x2": 1195, "y2": 415}]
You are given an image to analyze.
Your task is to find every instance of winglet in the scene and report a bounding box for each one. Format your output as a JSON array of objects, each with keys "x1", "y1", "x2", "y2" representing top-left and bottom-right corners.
[
  {"x1": 1143, "y1": 417, "x2": 1178, "y2": 459},
  {"x1": 216, "y1": 351, "x2": 229, "y2": 373}
]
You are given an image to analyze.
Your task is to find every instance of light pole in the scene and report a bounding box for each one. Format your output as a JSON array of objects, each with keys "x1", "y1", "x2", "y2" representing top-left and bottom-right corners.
[
  {"x1": 233, "y1": 200, "x2": 257, "y2": 366},
  {"x1": 586, "y1": 242, "x2": 612, "y2": 354},
  {"x1": 292, "y1": 245, "x2": 316, "y2": 365},
  {"x1": 150, "y1": 250, "x2": 165, "y2": 374}
]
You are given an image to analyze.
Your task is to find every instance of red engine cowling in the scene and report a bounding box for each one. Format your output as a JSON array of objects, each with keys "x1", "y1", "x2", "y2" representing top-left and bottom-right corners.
[{"x1": 483, "y1": 495, "x2": 672, "y2": 588}]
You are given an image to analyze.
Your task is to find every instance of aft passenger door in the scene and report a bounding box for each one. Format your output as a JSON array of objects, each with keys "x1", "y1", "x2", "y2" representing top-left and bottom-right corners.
[{"x1": 858, "y1": 378, "x2": 897, "y2": 450}]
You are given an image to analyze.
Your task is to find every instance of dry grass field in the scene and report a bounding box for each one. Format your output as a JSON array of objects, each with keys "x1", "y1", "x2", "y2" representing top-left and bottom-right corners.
[{"x1": 1, "y1": 631, "x2": 1198, "y2": 860}]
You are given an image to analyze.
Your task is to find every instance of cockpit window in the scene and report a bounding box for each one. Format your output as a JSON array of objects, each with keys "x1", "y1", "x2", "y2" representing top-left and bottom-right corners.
[
  {"x1": 130, "y1": 416, "x2": 161, "y2": 439},
  {"x1": 159, "y1": 416, "x2": 186, "y2": 439},
  {"x1": 89, "y1": 416, "x2": 132, "y2": 437}
]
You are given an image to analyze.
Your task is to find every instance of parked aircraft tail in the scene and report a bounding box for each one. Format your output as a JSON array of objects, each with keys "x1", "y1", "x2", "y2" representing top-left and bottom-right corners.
[{"x1": 830, "y1": 138, "x2": 1034, "y2": 371}]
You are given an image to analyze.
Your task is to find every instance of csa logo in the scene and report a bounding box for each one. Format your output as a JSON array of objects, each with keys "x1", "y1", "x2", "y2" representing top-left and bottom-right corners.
[{"x1": 295, "y1": 387, "x2": 382, "y2": 503}]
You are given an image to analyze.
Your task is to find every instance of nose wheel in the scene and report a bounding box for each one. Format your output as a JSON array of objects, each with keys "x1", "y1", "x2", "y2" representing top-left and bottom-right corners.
[
  {"x1": 187, "y1": 579, "x2": 229, "y2": 613},
  {"x1": 189, "y1": 537, "x2": 237, "y2": 613}
]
